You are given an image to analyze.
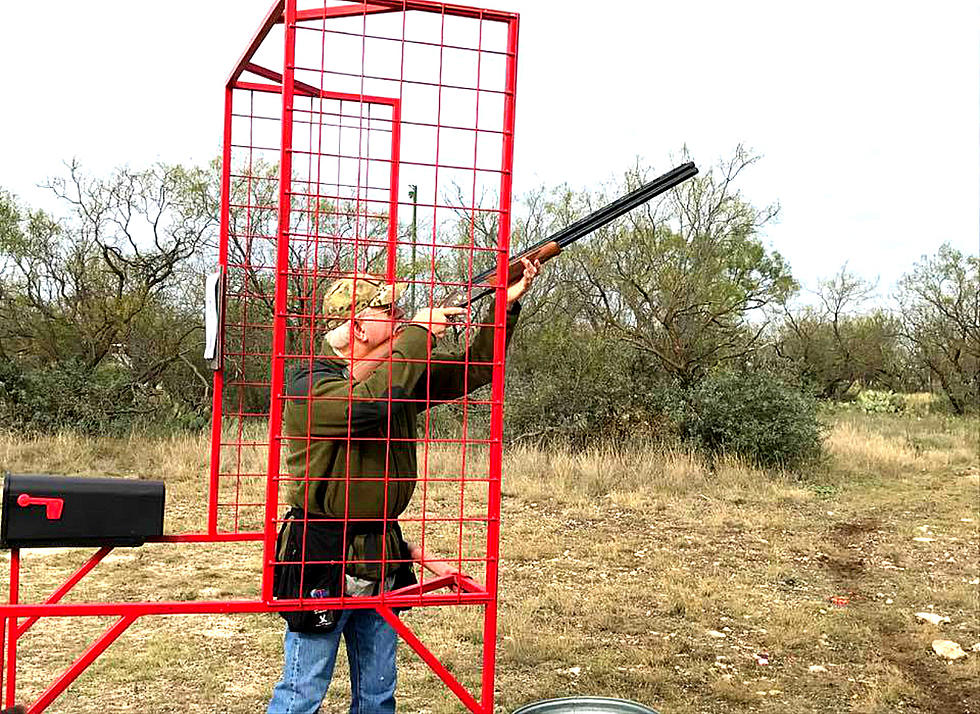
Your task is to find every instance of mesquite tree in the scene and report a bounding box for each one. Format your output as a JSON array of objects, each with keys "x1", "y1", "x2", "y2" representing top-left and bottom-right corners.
[
  {"x1": 896, "y1": 244, "x2": 980, "y2": 414},
  {"x1": 570, "y1": 146, "x2": 794, "y2": 386},
  {"x1": 0, "y1": 163, "x2": 217, "y2": 430},
  {"x1": 772, "y1": 267, "x2": 907, "y2": 398}
]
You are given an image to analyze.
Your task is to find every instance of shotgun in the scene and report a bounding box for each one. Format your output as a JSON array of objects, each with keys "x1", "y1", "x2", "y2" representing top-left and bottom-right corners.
[{"x1": 447, "y1": 161, "x2": 699, "y2": 308}]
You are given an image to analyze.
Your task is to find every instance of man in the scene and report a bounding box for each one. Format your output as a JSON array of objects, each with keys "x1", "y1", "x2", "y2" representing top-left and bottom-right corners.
[{"x1": 268, "y1": 259, "x2": 540, "y2": 714}]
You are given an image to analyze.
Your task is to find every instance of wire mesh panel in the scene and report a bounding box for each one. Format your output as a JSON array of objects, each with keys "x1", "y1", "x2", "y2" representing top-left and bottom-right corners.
[{"x1": 265, "y1": 0, "x2": 517, "y2": 597}]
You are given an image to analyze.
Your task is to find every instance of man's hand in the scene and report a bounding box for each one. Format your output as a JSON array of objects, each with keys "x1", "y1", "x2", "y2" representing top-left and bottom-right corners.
[
  {"x1": 410, "y1": 306, "x2": 465, "y2": 337},
  {"x1": 506, "y1": 257, "x2": 541, "y2": 306},
  {"x1": 407, "y1": 541, "x2": 468, "y2": 591}
]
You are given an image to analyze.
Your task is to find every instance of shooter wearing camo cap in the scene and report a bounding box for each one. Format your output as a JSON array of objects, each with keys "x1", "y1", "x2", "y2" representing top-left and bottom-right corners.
[
  {"x1": 319, "y1": 272, "x2": 407, "y2": 331},
  {"x1": 268, "y1": 260, "x2": 541, "y2": 714}
]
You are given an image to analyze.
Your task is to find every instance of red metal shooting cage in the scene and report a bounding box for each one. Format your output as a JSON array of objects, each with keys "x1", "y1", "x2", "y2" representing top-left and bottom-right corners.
[{"x1": 1, "y1": 1, "x2": 519, "y2": 712}]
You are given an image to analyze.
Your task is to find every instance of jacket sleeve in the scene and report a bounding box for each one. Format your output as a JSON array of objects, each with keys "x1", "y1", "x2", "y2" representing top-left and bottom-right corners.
[
  {"x1": 412, "y1": 300, "x2": 521, "y2": 406},
  {"x1": 287, "y1": 325, "x2": 435, "y2": 437}
]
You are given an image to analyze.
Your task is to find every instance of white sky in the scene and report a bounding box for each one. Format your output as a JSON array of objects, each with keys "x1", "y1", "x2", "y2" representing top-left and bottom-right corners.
[{"x1": 1, "y1": 0, "x2": 977, "y2": 295}]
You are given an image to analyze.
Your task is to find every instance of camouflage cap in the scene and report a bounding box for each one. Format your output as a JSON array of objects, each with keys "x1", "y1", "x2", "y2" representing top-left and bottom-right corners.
[{"x1": 322, "y1": 273, "x2": 406, "y2": 330}]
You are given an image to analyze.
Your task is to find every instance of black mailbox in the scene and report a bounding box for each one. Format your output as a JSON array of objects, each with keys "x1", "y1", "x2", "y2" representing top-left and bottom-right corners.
[{"x1": 1, "y1": 474, "x2": 165, "y2": 548}]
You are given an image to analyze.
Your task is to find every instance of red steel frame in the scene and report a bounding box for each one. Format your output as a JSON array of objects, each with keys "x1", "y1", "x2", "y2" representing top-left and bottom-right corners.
[{"x1": 1, "y1": 2, "x2": 519, "y2": 712}]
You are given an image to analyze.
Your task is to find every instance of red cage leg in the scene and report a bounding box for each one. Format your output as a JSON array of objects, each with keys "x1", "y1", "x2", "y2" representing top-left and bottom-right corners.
[
  {"x1": 0, "y1": 613, "x2": 6, "y2": 705},
  {"x1": 4, "y1": 548, "x2": 19, "y2": 708},
  {"x1": 480, "y1": 600, "x2": 500, "y2": 713}
]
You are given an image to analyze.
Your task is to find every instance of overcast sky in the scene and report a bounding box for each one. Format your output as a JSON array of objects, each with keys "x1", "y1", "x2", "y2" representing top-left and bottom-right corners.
[{"x1": 1, "y1": 0, "x2": 976, "y2": 296}]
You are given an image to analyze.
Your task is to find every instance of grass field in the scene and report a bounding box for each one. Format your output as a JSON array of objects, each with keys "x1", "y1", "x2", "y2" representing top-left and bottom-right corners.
[{"x1": 0, "y1": 409, "x2": 977, "y2": 713}]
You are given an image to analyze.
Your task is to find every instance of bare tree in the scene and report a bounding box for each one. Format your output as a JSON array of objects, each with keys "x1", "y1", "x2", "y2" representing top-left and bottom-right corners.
[
  {"x1": 896, "y1": 245, "x2": 980, "y2": 414},
  {"x1": 0, "y1": 163, "x2": 216, "y2": 371},
  {"x1": 569, "y1": 147, "x2": 792, "y2": 385},
  {"x1": 0, "y1": 163, "x2": 220, "y2": 430},
  {"x1": 774, "y1": 266, "x2": 904, "y2": 398}
]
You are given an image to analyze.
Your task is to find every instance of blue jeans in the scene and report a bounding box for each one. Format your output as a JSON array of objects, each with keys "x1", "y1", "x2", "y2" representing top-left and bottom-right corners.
[{"x1": 267, "y1": 608, "x2": 398, "y2": 714}]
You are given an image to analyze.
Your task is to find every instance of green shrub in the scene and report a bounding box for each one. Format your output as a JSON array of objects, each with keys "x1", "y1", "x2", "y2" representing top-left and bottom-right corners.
[
  {"x1": 856, "y1": 389, "x2": 906, "y2": 414},
  {"x1": 503, "y1": 327, "x2": 684, "y2": 448},
  {"x1": 681, "y1": 371, "x2": 823, "y2": 469},
  {"x1": 0, "y1": 358, "x2": 175, "y2": 435}
]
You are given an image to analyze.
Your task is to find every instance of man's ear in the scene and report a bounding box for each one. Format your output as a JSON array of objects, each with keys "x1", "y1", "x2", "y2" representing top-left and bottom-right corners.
[{"x1": 350, "y1": 318, "x2": 368, "y2": 342}]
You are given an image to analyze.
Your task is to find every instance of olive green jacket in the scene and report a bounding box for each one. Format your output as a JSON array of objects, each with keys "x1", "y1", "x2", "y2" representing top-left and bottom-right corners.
[{"x1": 281, "y1": 303, "x2": 520, "y2": 521}]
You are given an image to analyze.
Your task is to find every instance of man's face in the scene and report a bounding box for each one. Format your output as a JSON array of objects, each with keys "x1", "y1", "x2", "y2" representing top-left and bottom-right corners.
[{"x1": 356, "y1": 304, "x2": 404, "y2": 349}]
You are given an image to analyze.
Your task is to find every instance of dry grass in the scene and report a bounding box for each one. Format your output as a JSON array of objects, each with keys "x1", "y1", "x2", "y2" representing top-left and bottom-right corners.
[{"x1": 0, "y1": 409, "x2": 978, "y2": 713}]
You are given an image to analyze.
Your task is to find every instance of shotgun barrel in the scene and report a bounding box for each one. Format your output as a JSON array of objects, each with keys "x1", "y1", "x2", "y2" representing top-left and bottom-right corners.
[{"x1": 449, "y1": 161, "x2": 699, "y2": 309}]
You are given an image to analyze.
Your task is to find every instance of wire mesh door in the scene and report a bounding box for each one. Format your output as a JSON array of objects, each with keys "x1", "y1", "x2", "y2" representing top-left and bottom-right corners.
[{"x1": 211, "y1": 86, "x2": 401, "y2": 536}]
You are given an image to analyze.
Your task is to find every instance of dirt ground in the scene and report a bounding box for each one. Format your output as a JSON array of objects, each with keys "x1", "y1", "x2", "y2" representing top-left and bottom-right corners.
[{"x1": 0, "y1": 409, "x2": 977, "y2": 713}]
